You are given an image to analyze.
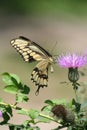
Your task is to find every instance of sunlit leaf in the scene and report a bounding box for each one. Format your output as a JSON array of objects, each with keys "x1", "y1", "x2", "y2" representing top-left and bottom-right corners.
[
  {"x1": 2, "y1": 72, "x2": 20, "y2": 85},
  {"x1": 17, "y1": 109, "x2": 29, "y2": 116},
  {"x1": 4, "y1": 85, "x2": 18, "y2": 94},
  {"x1": 10, "y1": 73, "x2": 20, "y2": 83},
  {"x1": 29, "y1": 109, "x2": 39, "y2": 119},
  {"x1": 2, "y1": 73, "x2": 14, "y2": 85},
  {"x1": 38, "y1": 115, "x2": 51, "y2": 123}
]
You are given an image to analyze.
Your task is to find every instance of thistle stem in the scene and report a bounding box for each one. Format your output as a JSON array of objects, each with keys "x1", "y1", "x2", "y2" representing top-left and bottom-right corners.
[{"x1": 72, "y1": 82, "x2": 79, "y2": 102}]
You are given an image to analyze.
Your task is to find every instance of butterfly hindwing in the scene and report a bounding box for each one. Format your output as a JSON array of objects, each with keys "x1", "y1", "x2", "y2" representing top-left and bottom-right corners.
[
  {"x1": 10, "y1": 36, "x2": 54, "y2": 94},
  {"x1": 31, "y1": 60, "x2": 49, "y2": 94}
]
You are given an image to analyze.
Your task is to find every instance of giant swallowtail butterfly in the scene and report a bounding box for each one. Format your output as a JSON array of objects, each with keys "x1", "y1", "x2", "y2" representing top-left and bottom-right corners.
[{"x1": 10, "y1": 36, "x2": 54, "y2": 94}]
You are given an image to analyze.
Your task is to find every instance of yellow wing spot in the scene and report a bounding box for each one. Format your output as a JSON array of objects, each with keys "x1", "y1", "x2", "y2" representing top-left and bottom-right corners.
[
  {"x1": 30, "y1": 52, "x2": 36, "y2": 56},
  {"x1": 27, "y1": 50, "x2": 32, "y2": 53},
  {"x1": 44, "y1": 79, "x2": 47, "y2": 86},
  {"x1": 23, "y1": 48, "x2": 30, "y2": 51},
  {"x1": 23, "y1": 52, "x2": 27, "y2": 56},
  {"x1": 19, "y1": 50, "x2": 23, "y2": 53},
  {"x1": 16, "y1": 47, "x2": 20, "y2": 50},
  {"x1": 40, "y1": 78, "x2": 44, "y2": 85},
  {"x1": 25, "y1": 59, "x2": 29, "y2": 62},
  {"x1": 32, "y1": 70, "x2": 36, "y2": 75},
  {"x1": 36, "y1": 77, "x2": 40, "y2": 84},
  {"x1": 33, "y1": 72, "x2": 38, "y2": 79},
  {"x1": 35, "y1": 75, "x2": 39, "y2": 81},
  {"x1": 11, "y1": 40, "x2": 15, "y2": 44},
  {"x1": 33, "y1": 55, "x2": 42, "y2": 60},
  {"x1": 24, "y1": 55, "x2": 29, "y2": 60},
  {"x1": 14, "y1": 45, "x2": 17, "y2": 48}
]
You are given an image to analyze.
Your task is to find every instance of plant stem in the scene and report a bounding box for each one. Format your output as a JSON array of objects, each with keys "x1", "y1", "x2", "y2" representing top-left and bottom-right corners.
[
  {"x1": 0, "y1": 102, "x2": 60, "y2": 124},
  {"x1": 39, "y1": 113, "x2": 59, "y2": 123}
]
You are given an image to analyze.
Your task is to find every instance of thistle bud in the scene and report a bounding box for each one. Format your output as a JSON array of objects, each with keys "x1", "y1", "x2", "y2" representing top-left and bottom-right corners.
[{"x1": 68, "y1": 68, "x2": 79, "y2": 83}]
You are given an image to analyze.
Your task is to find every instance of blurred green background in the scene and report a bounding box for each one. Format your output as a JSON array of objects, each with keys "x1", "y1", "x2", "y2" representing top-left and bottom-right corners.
[
  {"x1": 1, "y1": 0, "x2": 87, "y2": 17},
  {"x1": 0, "y1": 0, "x2": 87, "y2": 129}
]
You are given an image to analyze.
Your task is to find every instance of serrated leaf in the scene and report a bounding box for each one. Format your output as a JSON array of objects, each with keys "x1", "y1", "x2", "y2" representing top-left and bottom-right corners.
[{"x1": 4, "y1": 85, "x2": 18, "y2": 94}]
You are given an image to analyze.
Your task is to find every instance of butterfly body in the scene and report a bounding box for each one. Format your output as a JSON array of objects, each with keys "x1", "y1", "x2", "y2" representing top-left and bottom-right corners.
[{"x1": 11, "y1": 36, "x2": 54, "y2": 94}]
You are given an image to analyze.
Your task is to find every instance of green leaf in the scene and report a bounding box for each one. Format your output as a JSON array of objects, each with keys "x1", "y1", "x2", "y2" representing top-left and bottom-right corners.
[
  {"x1": 9, "y1": 125, "x2": 23, "y2": 130},
  {"x1": 6, "y1": 105, "x2": 13, "y2": 117},
  {"x1": 4, "y1": 85, "x2": 18, "y2": 94},
  {"x1": 10, "y1": 77, "x2": 19, "y2": 86},
  {"x1": 29, "y1": 109, "x2": 39, "y2": 120},
  {"x1": 16, "y1": 93, "x2": 29, "y2": 103},
  {"x1": 2, "y1": 73, "x2": 14, "y2": 85},
  {"x1": 38, "y1": 115, "x2": 51, "y2": 123},
  {"x1": 2, "y1": 72, "x2": 20, "y2": 85},
  {"x1": 72, "y1": 99, "x2": 81, "y2": 112},
  {"x1": 17, "y1": 109, "x2": 29, "y2": 116},
  {"x1": 41, "y1": 105, "x2": 52, "y2": 114},
  {"x1": 44, "y1": 100, "x2": 54, "y2": 106},
  {"x1": 9, "y1": 125, "x2": 15, "y2": 130},
  {"x1": 45, "y1": 99, "x2": 67, "y2": 106},
  {"x1": 52, "y1": 99, "x2": 67, "y2": 105},
  {"x1": 2, "y1": 112, "x2": 10, "y2": 123},
  {"x1": 67, "y1": 126, "x2": 73, "y2": 130},
  {"x1": 10, "y1": 73, "x2": 20, "y2": 83},
  {"x1": 21, "y1": 85, "x2": 30, "y2": 94}
]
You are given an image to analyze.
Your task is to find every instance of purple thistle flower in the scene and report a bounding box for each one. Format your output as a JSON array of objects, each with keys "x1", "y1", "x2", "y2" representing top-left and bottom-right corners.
[
  {"x1": 0, "y1": 111, "x2": 2, "y2": 117},
  {"x1": 57, "y1": 53, "x2": 86, "y2": 69},
  {"x1": 57, "y1": 53, "x2": 87, "y2": 83}
]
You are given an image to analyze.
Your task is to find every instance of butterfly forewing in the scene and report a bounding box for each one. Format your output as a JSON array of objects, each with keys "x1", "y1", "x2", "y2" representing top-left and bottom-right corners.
[
  {"x1": 11, "y1": 37, "x2": 43, "y2": 62},
  {"x1": 10, "y1": 36, "x2": 54, "y2": 94}
]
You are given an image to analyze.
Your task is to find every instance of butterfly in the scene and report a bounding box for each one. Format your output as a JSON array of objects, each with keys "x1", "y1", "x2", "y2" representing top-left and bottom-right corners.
[{"x1": 10, "y1": 36, "x2": 55, "y2": 94}]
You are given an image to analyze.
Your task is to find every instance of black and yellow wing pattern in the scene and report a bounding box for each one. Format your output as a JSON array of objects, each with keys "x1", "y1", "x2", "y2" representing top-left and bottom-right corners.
[{"x1": 10, "y1": 36, "x2": 54, "y2": 94}]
